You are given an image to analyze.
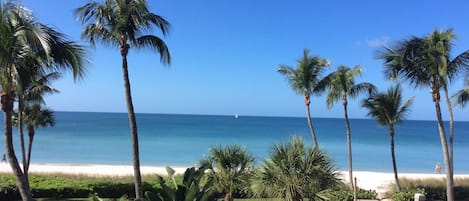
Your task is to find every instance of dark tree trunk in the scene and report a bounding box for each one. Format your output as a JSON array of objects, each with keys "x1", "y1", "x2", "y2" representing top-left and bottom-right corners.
[
  {"x1": 26, "y1": 125, "x2": 35, "y2": 172},
  {"x1": 304, "y1": 95, "x2": 318, "y2": 148},
  {"x1": 121, "y1": 44, "x2": 143, "y2": 199},
  {"x1": 2, "y1": 93, "x2": 33, "y2": 201},
  {"x1": 432, "y1": 87, "x2": 454, "y2": 201},
  {"x1": 443, "y1": 86, "x2": 454, "y2": 173},
  {"x1": 343, "y1": 96, "x2": 353, "y2": 190},
  {"x1": 389, "y1": 124, "x2": 401, "y2": 191}
]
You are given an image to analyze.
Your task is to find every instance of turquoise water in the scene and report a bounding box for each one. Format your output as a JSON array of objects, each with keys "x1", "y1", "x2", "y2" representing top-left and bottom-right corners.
[{"x1": 1, "y1": 111, "x2": 468, "y2": 173}]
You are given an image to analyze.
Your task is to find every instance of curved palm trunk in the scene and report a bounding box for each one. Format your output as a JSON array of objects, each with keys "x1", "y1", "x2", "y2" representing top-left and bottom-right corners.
[
  {"x1": 17, "y1": 99, "x2": 28, "y2": 173},
  {"x1": 26, "y1": 125, "x2": 34, "y2": 172},
  {"x1": 2, "y1": 93, "x2": 33, "y2": 201},
  {"x1": 304, "y1": 96, "x2": 318, "y2": 148},
  {"x1": 342, "y1": 97, "x2": 353, "y2": 190},
  {"x1": 443, "y1": 86, "x2": 454, "y2": 172},
  {"x1": 432, "y1": 87, "x2": 454, "y2": 201},
  {"x1": 121, "y1": 45, "x2": 143, "y2": 199},
  {"x1": 389, "y1": 124, "x2": 401, "y2": 191}
]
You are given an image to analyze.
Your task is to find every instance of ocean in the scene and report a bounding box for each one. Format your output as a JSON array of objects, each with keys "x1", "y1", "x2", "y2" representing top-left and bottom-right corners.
[{"x1": 1, "y1": 111, "x2": 468, "y2": 173}]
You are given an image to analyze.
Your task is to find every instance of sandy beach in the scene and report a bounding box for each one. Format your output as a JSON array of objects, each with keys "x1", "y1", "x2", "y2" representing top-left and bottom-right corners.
[{"x1": 2, "y1": 163, "x2": 469, "y2": 196}]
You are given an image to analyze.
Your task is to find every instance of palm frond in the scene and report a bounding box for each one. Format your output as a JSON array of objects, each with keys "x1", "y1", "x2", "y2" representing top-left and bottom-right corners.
[{"x1": 135, "y1": 35, "x2": 170, "y2": 65}]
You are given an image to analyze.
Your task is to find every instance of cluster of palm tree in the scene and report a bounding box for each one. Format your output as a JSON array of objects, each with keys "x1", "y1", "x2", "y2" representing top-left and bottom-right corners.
[
  {"x1": 1, "y1": 0, "x2": 171, "y2": 200},
  {"x1": 0, "y1": 1, "x2": 87, "y2": 200},
  {"x1": 279, "y1": 29, "x2": 469, "y2": 201},
  {"x1": 201, "y1": 138, "x2": 340, "y2": 201}
]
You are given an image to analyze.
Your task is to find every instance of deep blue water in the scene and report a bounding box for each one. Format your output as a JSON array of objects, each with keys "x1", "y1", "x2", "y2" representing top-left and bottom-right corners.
[{"x1": 1, "y1": 111, "x2": 468, "y2": 173}]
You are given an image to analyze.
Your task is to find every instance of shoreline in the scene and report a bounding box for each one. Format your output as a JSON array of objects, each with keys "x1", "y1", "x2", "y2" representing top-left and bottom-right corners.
[{"x1": 2, "y1": 163, "x2": 469, "y2": 194}]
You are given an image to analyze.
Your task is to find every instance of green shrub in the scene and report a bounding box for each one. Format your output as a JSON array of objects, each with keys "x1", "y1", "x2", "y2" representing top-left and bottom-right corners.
[
  {"x1": 325, "y1": 185, "x2": 378, "y2": 201},
  {"x1": 391, "y1": 191, "x2": 414, "y2": 201}
]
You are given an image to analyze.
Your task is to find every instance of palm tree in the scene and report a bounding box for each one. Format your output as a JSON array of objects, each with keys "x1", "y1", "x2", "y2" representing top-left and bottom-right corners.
[
  {"x1": 0, "y1": 2, "x2": 86, "y2": 200},
  {"x1": 425, "y1": 29, "x2": 469, "y2": 174},
  {"x1": 452, "y1": 84, "x2": 469, "y2": 109},
  {"x1": 75, "y1": 0, "x2": 170, "y2": 198},
  {"x1": 361, "y1": 85, "x2": 414, "y2": 191},
  {"x1": 278, "y1": 49, "x2": 330, "y2": 147},
  {"x1": 14, "y1": 104, "x2": 56, "y2": 173},
  {"x1": 321, "y1": 65, "x2": 375, "y2": 189},
  {"x1": 200, "y1": 145, "x2": 254, "y2": 201},
  {"x1": 251, "y1": 136, "x2": 340, "y2": 201},
  {"x1": 377, "y1": 29, "x2": 469, "y2": 201}
]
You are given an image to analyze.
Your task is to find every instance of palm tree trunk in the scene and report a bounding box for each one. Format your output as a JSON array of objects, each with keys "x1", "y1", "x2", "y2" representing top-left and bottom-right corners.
[
  {"x1": 26, "y1": 126, "x2": 34, "y2": 172},
  {"x1": 121, "y1": 51, "x2": 143, "y2": 199},
  {"x1": 305, "y1": 96, "x2": 318, "y2": 148},
  {"x1": 2, "y1": 93, "x2": 33, "y2": 201},
  {"x1": 433, "y1": 88, "x2": 454, "y2": 201},
  {"x1": 443, "y1": 86, "x2": 454, "y2": 172},
  {"x1": 17, "y1": 98, "x2": 28, "y2": 174},
  {"x1": 389, "y1": 124, "x2": 401, "y2": 192},
  {"x1": 343, "y1": 98, "x2": 353, "y2": 190}
]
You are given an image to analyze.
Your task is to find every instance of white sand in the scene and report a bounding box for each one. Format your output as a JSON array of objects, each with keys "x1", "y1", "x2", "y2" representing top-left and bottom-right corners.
[{"x1": 2, "y1": 163, "x2": 469, "y2": 195}]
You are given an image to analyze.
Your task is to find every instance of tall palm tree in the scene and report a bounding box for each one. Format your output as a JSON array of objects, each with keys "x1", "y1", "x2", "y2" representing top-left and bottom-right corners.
[
  {"x1": 200, "y1": 145, "x2": 254, "y2": 201},
  {"x1": 425, "y1": 29, "x2": 469, "y2": 173},
  {"x1": 320, "y1": 65, "x2": 375, "y2": 190},
  {"x1": 0, "y1": 1, "x2": 86, "y2": 200},
  {"x1": 251, "y1": 136, "x2": 340, "y2": 201},
  {"x1": 377, "y1": 29, "x2": 469, "y2": 201},
  {"x1": 361, "y1": 85, "x2": 414, "y2": 192},
  {"x1": 75, "y1": 0, "x2": 170, "y2": 198},
  {"x1": 278, "y1": 49, "x2": 330, "y2": 147}
]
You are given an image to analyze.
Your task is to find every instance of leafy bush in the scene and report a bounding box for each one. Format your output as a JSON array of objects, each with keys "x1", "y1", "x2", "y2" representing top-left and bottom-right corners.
[
  {"x1": 391, "y1": 191, "x2": 415, "y2": 201},
  {"x1": 326, "y1": 185, "x2": 378, "y2": 201}
]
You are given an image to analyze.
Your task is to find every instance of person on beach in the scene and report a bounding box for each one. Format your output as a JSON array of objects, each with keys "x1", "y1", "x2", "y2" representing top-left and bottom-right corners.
[
  {"x1": 1, "y1": 153, "x2": 5, "y2": 163},
  {"x1": 435, "y1": 162, "x2": 441, "y2": 174}
]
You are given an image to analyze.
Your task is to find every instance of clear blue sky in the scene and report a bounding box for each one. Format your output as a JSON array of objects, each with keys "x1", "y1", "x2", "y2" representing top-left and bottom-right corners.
[{"x1": 20, "y1": 0, "x2": 469, "y2": 121}]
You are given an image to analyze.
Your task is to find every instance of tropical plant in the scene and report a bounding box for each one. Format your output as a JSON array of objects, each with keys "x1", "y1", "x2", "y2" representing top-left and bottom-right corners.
[
  {"x1": 13, "y1": 104, "x2": 56, "y2": 173},
  {"x1": 251, "y1": 136, "x2": 340, "y2": 201},
  {"x1": 361, "y1": 85, "x2": 414, "y2": 191},
  {"x1": 145, "y1": 166, "x2": 215, "y2": 201},
  {"x1": 200, "y1": 145, "x2": 254, "y2": 201},
  {"x1": 320, "y1": 65, "x2": 375, "y2": 189},
  {"x1": 75, "y1": 0, "x2": 171, "y2": 198},
  {"x1": 14, "y1": 69, "x2": 59, "y2": 176},
  {"x1": 0, "y1": 1, "x2": 86, "y2": 200},
  {"x1": 452, "y1": 78, "x2": 469, "y2": 109},
  {"x1": 377, "y1": 28, "x2": 469, "y2": 200},
  {"x1": 278, "y1": 49, "x2": 330, "y2": 147}
]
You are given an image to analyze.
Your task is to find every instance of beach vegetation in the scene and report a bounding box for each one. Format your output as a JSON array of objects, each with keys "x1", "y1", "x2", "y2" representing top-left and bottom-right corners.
[
  {"x1": 361, "y1": 85, "x2": 414, "y2": 192},
  {"x1": 326, "y1": 184, "x2": 378, "y2": 201},
  {"x1": 200, "y1": 145, "x2": 255, "y2": 201},
  {"x1": 320, "y1": 65, "x2": 376, "y2": 190},
  {"x1": 144, "y1": 166, "x2": 215, "y2": 201},
  {"x1": 377, "y1": 28, "x2": 469, "y2": 200},
  {"x1": 250, "y1": 136, "x2": 340, "y2": 201},
  {"x1": 277, "y1": 49, "x2": 330, "y2": 147},
  {"x1": 0, "y1": 0, "x2": 87, "y2": 200},
  {"x1": 75, "y1": 0, "x2": 171, "y2": 199}
]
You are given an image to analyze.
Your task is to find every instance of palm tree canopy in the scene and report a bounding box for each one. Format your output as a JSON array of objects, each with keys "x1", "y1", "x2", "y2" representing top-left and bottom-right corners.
[
  {"x1": 0, "y1": 0, "x2": 86, "y2": 93},
  {"x1": 13, "y1": 104, "x2": 55, "y2": 128},
  {"x1": 321, "y1": 65, "x2": 376, "y2": 108},
  {"x1": 278, "y1": 49, "x2": 330, "y2": 96},
  {"x1": 452, "y1": 78, "x2": 469, "y2": 108},
  {"x1": 362, "y1": 85, "x2": 414, "y2": 126},
  {"x1": 377, "y1": 29, "x2": 469, "y2": 89},
  {"x1": 75, "y1": 0, "x2": 171, "y2": 64},
  {"x1": 251, "y1": 136, "x2": 340, "y2": 201}
]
